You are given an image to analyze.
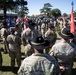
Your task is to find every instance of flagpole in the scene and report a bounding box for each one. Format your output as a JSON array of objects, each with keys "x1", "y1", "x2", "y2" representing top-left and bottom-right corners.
[{"x1": 71, "y1": 1, "x2": 74, "y2": 10}]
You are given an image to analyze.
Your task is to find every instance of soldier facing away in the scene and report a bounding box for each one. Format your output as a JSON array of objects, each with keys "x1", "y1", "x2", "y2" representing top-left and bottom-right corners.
[
  {"x1": 45, "y1": 24, "x2": 57, "y2": 54},
  {"x1": 0, "y1": 21, "x2": 9, "y2": 53},
  {"x1": 7, "y1": 28, "x2": 21, "y2": 70},
  {"x1": 21, "y1": 19, "x2": 39, "y2": 57},
  {"x1": 18, "y1": 35, "x2": 61, "y2": 75},
  {"x1": 50, "y1": 27, "x2": 76, "y2": 75}
]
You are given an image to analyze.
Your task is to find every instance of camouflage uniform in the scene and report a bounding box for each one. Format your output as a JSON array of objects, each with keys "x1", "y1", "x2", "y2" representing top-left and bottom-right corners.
[
  {"x1": 41, "y1": 23, "x2": 46, "y2": 38},
  {"x1": 59, "y1": 20, "x2": 63, "y2": 30},
  {"x1": 7, "y1": 32, "x2": 21, "y2": 67},
  {"x1": 45, "y1": 28, "x2": 57, "y2": 53},
  {"x1": 50, "y1": 41, "x2": 76, "y2": 75},
  {"x1": 18, "y1": 53, "x2": 60, "y2": 75},
  {"x1": 0, "y1": 27, "x2": 9, "y2": 53},
  {"x1": 21, "y1": 28, "x2": 34, "y2": 57},
  {"x1": 24, "y1": 44, "x2": 34, "y2": 56}
]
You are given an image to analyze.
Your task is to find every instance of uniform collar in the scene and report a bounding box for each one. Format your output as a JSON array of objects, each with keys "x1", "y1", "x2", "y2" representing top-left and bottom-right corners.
[{"x1": 32, "y1": 53, "x2": 46, "y2": 57}]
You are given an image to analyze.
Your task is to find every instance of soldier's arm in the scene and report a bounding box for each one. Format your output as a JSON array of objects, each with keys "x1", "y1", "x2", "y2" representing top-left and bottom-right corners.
[
  {"x1": 6, "y1": 36, "x2": 10, "y2": 52},
  {"x1": 74, "y1": 47, "x2": 76, "y2": 56},
  {"x1": 21, "y1": 33, "x2": 27, "y2": 46},
  {"x1": 53, "y1": 57, "x2": 61, "y2": 75},
  {"x1": 17, "y1": 59, "x2": 25, "y2": 75},
  {"x1": 50, "y1": 45, "x2": 55, "y2": 55}
]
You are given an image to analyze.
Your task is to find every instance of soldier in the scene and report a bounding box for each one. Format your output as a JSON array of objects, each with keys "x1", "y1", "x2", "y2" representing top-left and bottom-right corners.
[
  {"x1": 59, "y1": 19, "x2": 63, "y2": 30},
  {"x1": 45, "y1": 24, "x2": 57, "y2": 54},
  {"x1": 41, "y1": 20, "x2": 46, "y2": 38},
  {"x1": 0, "y1": 21, "x2": 9, "y2": 53},
  {"x1": 15, "y1": 24, "x2": 22, "y2": 37},
  {"x1": 21, "y1": 20, "x2": 38, "y2": 57},
  {"x1": 7, "y1": 28, "x2": 21, "y2": 70},
  {"x1": 18, "y1": 35, "x2": 60, "y2": 75},
  {"x1": 50, "y1": 28, "x2": 76, "y2": 75}
]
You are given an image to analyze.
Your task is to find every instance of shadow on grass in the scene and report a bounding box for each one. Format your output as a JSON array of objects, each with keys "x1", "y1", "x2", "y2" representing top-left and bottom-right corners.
[
  {"x1": 56, "y1": 38, "x2": 61, "y2": 40},
  {"x1": 0, "y1": 47, "x2": 4, "y2": 52},
  {"x1": 21, "y1": 52, "x2": 25, "y2": 55},
  {"x1": 74, "y1": 57, "x2": 76, "y2": 62},
  {"x1": 0, "y1": 66, "x2": 76, "y2": 75},
  {"x1": 72, "y1": 68, "x2": 76, "y2": 75},
  {"x1": 21, "y1": 52, "x2": 25, "y2": 60},
  {"x1": 0, "y1": 66, "x2": 19, "y2": 74}
]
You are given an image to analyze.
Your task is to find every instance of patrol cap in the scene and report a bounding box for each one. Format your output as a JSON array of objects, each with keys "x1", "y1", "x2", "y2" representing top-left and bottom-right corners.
[
  {"x1": 58, "y1": 28, "x2": 74, "y2": 39},
  {"x1": 29, "y1": 35, "x2": 50, "y2": 50}
]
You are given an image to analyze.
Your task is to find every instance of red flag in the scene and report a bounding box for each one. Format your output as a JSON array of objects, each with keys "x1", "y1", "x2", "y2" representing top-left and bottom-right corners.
[{"x1": 70, "y1": 8, "x2": 75, "y2": 34}]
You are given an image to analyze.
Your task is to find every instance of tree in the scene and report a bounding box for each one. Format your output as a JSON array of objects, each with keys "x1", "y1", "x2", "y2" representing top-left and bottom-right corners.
[
  {"x1": 18, "y1": 6, "x2": 29, "y2": 17},
  {"x1": 74, "y1": 10, "x2": 76, "y2": 17},
  {"x1": 62, "y1": 13, "x2": 68, "y2": 17},
  {"x1": 50, "y1": 8, "x2": 61, "y2": 19},
  {"x1": 0, "y1": 0, "x2": 27, "y2": 21},
  {"x1": 40, "y1": 3, "x2": 52, "y2": 17}
]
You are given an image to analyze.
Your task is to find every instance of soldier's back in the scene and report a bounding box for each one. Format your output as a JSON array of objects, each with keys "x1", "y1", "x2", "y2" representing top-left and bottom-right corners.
[{"x1": 18, "y1": 53, "x2": 60, "y2": 75}]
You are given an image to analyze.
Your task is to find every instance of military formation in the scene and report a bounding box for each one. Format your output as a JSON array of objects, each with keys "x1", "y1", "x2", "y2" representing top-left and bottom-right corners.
[{"x1": 0, "y1": 16, "x2": 76, "y2": 75}]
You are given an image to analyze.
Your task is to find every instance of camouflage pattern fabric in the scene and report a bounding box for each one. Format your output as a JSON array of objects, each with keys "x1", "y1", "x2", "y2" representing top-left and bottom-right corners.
[
  {"x1": 18, "y1": 54, "x2": 60, "y2": 75},
  {"x1": 50, "y1": 41, "x2": 76, "y2": 75}
]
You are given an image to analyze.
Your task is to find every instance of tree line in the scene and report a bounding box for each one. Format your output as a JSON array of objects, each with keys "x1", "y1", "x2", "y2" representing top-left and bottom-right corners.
[{"x1": 0, "y1": 1, "x2": 76, "y2": 19}]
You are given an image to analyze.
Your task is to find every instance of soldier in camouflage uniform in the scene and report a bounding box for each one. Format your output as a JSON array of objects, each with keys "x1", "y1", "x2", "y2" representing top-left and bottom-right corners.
[
  {"x1": 7, "y1": 28, "x2": 21, "y2": 69},
  {"x1": 0, "y1": 21, "x2": 9, "y2": 53},
  {"x1": 41, "y1": 20, "x2": 46, "y2": 38},
  {"x1": 18, "y1": 35, "x2": 60, "y2": 75},
  {"x1": 50, "y1": 28, "x2": 76, "y2": 75},
  {"x1": 21, "y1": 20, "x2": 38, "y2": 57},
  {"x1": 45, "y1": 24, "x2": 57, "y2": 54},
  {"x1": 21, "y1": 26, "x2": 33, "y2": 57}
]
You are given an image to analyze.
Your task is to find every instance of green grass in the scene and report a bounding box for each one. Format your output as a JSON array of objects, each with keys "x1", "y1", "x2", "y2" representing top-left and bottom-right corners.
[{"x1": 0, "y1": 44, "x2": 25, "y2": 75}]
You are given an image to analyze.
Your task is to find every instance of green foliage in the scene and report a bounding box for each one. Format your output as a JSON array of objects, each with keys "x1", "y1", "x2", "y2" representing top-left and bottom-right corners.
[
  {"x1": 50, "y1": 8, "x2": 61, "y2": 18},
  {"x1": 62, "y1": 13, "x2": 68, "y2": 17},
  {"x1": 0, "y1": 0, "x2": 28, "y2": 20},
  {"x1": 40, "y1": 3, "x2": 52, "y2": 16},
  {"x1": 44, "y1": 3, "x2": 53, "y2": 8},
  {"x1": 18, "y1": 6, "x2": 29, "y2": 17},
  {"x1": 0, "y1": 0, "x2": 27, "y2": 10},
  {"x1": 74, "y1": 10, "x2": 76, "y2": 17}
]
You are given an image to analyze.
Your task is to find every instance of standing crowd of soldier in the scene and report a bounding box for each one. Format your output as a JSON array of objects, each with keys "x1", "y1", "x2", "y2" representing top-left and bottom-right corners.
[
  {"x1": 0, "y1": 16, "x2": 76, "y2": 75},
  {"x1": 0, "y1": 17, "x2": 57, "y2": 67}
]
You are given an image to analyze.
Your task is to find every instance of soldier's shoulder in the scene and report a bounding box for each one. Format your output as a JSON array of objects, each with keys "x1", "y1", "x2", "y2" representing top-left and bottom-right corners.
[
  {"x1": 7, "y1": 35, "x2": 14, "y2": 43},
  {"x1": 42, "y1": 54, "x2": 57, "y2": 62},
  {"x1": 22, "y1": 55, "x2": 34, "y2": 64}
]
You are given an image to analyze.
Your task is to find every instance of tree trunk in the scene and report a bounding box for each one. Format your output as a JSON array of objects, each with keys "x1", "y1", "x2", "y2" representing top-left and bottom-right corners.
[{"x1": 3, "y1": 3, "x2": 7, "y2": 22}]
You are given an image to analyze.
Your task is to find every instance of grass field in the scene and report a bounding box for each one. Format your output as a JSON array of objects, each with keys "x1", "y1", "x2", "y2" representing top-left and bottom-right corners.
[
  {"x1": 0, "y1": 44, "x2": 25, "y2": 75},
  {"x1": 0, "y1": 33, "x2": 76, "y2": 75}
]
